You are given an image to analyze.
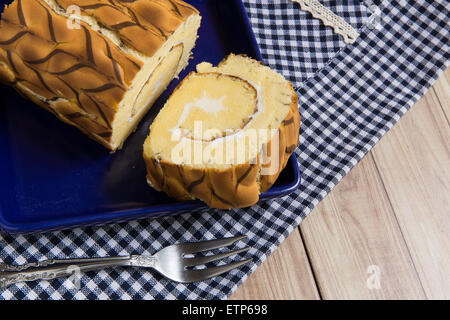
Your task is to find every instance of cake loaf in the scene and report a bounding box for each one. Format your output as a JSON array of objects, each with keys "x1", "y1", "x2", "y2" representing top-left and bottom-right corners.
[
  {"x1": 0, "y1": 0, "x2": 201, "y2": 150},
  {"x1": 143, "y1": 54, "x2": 301, "y2": 209}
]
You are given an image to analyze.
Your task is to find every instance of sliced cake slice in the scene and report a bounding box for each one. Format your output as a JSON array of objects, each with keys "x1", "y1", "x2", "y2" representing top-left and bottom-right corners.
[
  {"x1": 143, "y1": 54, "x2": 301, "y2": 209},
  {"x1": 0, "y1": 0, "x2": 201, "y2": 150}
]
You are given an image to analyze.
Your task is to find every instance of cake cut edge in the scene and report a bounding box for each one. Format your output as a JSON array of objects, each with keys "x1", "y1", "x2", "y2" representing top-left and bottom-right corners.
[{"x1": 143, "y1": 54, "x2": 301, "y2": 209}]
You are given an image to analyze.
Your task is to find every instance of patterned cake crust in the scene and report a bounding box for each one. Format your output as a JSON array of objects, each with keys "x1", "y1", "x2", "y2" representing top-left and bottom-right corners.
[
  {"x1": 0, "y1": 0, "x2": 199, "y2": 149},
  {"x1": 55, "y1": 0, "x2": 199, "y2": 56}
]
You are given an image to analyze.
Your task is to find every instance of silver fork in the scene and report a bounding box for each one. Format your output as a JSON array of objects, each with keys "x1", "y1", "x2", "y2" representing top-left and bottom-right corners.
[{"x1": 0, "y1": 235, "x2": 251, "y2": 288}]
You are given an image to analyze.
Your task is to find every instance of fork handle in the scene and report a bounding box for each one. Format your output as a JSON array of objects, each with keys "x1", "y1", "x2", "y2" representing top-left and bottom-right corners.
[{"x1": 0, "y1": 256, "x2": 131, "y2": 289}]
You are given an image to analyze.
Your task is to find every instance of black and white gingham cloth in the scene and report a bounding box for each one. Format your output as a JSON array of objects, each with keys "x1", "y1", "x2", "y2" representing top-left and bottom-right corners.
[{"x1": 0, "y1": 0, "x2": 448, "y2": 299}]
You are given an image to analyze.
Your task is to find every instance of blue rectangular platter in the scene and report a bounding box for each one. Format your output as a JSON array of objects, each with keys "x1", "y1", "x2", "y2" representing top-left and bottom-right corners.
[{"x1": 0, "y1": 0, "x2": 301, "y2": 234}]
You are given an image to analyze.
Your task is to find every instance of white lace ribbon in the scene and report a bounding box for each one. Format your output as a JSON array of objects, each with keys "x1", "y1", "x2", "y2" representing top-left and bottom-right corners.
[{"x1": 292, "y1": 0, "x2": 359, "y2": 44}]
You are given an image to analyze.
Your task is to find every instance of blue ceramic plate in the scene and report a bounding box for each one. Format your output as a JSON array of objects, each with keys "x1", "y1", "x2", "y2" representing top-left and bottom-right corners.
[{"x1": 0, "y1": 0, "x2": 301, "y2": 234}]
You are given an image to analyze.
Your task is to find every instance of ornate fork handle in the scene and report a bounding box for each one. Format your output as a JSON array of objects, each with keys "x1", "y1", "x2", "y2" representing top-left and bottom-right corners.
[{"x1": 0, "y1": 256, "x2": 148, "y2": 289}]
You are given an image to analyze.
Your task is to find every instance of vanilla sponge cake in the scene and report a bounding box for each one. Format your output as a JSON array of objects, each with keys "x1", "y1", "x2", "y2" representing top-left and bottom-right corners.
[
  {"x1": 143, "y1": 54, "x2": 301, "y2": 209},
  {"x1": 0, "y1": 0, "x2": 201, "y2": 150}
]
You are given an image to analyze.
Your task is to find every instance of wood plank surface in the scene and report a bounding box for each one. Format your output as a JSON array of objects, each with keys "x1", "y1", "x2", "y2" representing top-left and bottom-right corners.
[
  {"x1": 371, "y1": 86, "x2": 450, "y2": 299},
  {"x1": 231, "y1": 69, "x2": 449, "y2": 300},
  {"x1": 230, "y1": 228, "x2": 320, "y2": 300},
  {"x1": 432, "y1": 67, "x2": 450, "y2": 121},
  {"x1": 299, "y1": 153, "x2": 425, "y2": 299}
]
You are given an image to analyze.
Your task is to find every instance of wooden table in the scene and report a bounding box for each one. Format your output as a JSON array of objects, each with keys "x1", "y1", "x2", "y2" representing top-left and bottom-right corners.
[{"x1": 231, "y1": 68, "x2": 450, "y2": 300}]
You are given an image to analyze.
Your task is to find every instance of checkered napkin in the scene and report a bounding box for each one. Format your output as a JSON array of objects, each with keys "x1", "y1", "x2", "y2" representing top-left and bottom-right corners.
[{"x1": 0, "y1": 0, "x2": 448, "y2": 299}]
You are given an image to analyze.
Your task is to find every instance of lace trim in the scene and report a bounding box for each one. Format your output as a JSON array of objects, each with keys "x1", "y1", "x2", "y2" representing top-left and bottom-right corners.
[{"x1": 292, "y1": 0, "x2": 359, "y2": 44}]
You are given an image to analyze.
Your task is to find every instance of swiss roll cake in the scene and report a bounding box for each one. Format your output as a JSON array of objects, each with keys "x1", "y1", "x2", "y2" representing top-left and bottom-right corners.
[
  {"x1": 143, "y1": 54, "x2": 301, "y2": 209},
  {"x1": 0, "y1": 0, "x2": 201, "y2": 150}
]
